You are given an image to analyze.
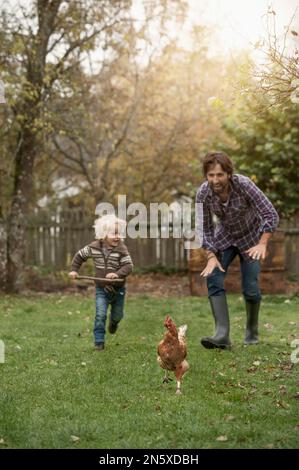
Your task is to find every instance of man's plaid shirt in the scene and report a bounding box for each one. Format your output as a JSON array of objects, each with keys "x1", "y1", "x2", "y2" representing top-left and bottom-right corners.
[{"x1": 196, "y1": 174, "x2": 279, "y2": 254}]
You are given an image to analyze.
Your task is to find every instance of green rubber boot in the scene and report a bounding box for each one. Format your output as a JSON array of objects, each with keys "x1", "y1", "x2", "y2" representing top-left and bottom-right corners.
[
  {"x1": 244, "y1": 300, "x2": 260, "y2": 345},
  {"x1": 201, "y1": 295, "x2": 231, "y2": 350}
]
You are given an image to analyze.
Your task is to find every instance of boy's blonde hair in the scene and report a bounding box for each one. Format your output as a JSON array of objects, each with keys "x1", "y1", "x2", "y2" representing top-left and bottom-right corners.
[{"x1": 94, "y1": 214, "x2": 127, "y2": 240}]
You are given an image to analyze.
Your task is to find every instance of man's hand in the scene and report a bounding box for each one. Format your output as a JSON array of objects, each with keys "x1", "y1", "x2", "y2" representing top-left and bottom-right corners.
[
  {"x1": 106, "y1": 273, "x2": 119, "y2": 279},
  {"x1": 245, "y1": 243, "x2": 267, "y2": 261},
  {"x1": 200, "y1": 256, "x2": 225, "y2": 277},
  {"x1": 69, "y1": 271, "x2": 78, "y2": 279}
]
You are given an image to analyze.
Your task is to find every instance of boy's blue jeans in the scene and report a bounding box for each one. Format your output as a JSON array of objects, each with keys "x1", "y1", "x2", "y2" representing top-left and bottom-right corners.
[
  {"x1": 207, "y1": 246, "x2": 261, "y2": 302},
  {"x1": 94, "y1": 286, "x2": 126, "y2": 344}
]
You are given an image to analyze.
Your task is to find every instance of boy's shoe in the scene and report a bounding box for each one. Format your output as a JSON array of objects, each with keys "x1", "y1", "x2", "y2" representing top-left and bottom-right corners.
[
  {"x1": 108, "y1": 319, "x2": 118, "y2": 334},
  {"x1": 94, "y1": 342, "x2": 105, "y2": 351}
]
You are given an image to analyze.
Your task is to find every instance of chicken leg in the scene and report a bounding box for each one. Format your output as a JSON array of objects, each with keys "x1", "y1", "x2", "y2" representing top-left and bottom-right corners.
[
  {"x1": 174, "y1": 359, "x2": 189, "y2": 395},
  {"x1": 162, "y1": 371, "x2": 173, "y2": 384}
]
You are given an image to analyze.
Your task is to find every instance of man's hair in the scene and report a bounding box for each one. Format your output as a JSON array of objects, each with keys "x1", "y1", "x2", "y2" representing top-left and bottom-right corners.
[
  {"x1": 94, "y1": 214, "x2": 127, "y2": 240},
  {"x1": 202, "y1": 152, "x2": 234, "y2": 177}
]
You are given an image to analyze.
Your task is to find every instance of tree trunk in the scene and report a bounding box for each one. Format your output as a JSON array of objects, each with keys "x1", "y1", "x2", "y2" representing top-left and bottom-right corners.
[
  {"x1": 0, "y1": 213, "x2": 7, "y2": 292},
  {"x1": 6, "y1": 128, "x2": 36, "y2": 292}
]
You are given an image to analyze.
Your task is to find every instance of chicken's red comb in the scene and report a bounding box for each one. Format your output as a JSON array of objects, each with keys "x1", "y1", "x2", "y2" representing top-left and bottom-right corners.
[{"x1": 164, "y1": 315, "x2": 173, "y2": 326}]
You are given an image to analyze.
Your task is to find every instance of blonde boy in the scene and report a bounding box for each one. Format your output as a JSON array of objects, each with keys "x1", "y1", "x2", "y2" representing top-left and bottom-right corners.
[{"x1": 69, "y1": 215, "x2": 133, "y2": 350}]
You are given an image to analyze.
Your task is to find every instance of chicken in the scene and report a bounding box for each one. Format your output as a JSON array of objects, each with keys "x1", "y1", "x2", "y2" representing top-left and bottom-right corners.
[{"x1": 157, "y1": 315, "x2": 189, "y2": 395}]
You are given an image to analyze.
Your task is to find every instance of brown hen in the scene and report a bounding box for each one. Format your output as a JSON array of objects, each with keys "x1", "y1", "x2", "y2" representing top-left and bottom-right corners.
[{"x1": 157, "y1": 315, "x2": 189, "y2": 395}]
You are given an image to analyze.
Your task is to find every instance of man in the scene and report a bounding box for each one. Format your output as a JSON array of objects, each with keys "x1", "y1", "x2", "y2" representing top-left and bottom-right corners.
[{"x1": 196, "y1": 152, "x2": 279, "y2": 349}]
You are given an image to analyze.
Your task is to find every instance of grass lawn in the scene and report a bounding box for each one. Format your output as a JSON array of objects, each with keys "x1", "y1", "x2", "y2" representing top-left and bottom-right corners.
[{"x1": 0, "y1": 291, "x2": 298, "y2": 449}]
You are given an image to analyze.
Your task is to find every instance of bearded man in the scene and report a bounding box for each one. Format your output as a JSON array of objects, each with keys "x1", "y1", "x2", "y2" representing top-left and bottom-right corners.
[{"x1": 196, "y1": 152, "x2": 279, "y2": 349}]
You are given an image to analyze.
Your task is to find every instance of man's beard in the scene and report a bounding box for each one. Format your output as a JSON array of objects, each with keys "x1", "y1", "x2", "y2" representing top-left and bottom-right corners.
[{"x1": 209, "y1": 182, "x2": 228, "y2": 193}]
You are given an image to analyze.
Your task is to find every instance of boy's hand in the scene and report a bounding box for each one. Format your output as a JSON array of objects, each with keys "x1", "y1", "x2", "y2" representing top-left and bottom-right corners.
[
  {"x1": 106, "y1": 273, "x2": 119, "y2": 279},
  {"x1": 69, "y1": 271, "x2": 78, "y2": 279}
]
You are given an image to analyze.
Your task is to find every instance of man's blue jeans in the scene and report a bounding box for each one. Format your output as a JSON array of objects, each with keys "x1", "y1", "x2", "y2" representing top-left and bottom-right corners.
[
  {"x1": 94, "y1": 286, "x2": 126, "y2": 344},
  {"x1": 207, "y1": 246, "x2": 261, "y2": 302}
]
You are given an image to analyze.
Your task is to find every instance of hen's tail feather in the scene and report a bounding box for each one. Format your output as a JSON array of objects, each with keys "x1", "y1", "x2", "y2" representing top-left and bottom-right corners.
[{"x1": 178, "y1": 324, "x2": 187, "y2": 341}]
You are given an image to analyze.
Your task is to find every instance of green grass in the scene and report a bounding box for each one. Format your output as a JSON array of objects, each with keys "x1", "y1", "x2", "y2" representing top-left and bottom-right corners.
[{"x1": 0, "y1": 292, "x2": 298, "y2": 449}]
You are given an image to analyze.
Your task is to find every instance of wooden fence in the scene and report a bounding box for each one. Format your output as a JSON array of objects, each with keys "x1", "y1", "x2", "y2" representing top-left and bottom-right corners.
[
  {"x1": 25, "y1": 209, "x2": 299, "y2": 277},
  {"x1": 281, "y1": 214, "x2": 299, "y2": 279},
  {"x1": 25, "y1": 209, "x2": 189, "y2": 271}
]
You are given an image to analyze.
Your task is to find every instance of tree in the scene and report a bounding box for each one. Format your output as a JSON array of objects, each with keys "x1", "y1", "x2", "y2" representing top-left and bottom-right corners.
[
  {"x1": 243, "y1": 8, "x2": 299, "y2": 108},
  {"x1": 47, "y1": 56, "x2": 141, "y2": 207},
  {"x1": 0, "y1": 0, "x2": 137, "y2": 292},
  {"x1": 222, "y1": 87, "x2": 299, "y2": 218},
  {"x1": 42, "y1": 24, "x2": 226, "y2": 207},
  {"x1": 110, "y1": 28, "x2": 230, "y2": 204},
  {"x1": 0, "y1": 0, "x2": 188, "y2": 292},
  {"x1": 213, "y1": 9, "x2": 299, "y2": 219}
]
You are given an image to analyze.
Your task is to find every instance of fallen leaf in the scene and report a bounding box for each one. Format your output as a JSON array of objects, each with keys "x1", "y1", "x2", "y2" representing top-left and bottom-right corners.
[
  {"x1": 70, "y1": 435, "x2": 80, "y2": 442},
  {"x1": 15, "y1": 345, "x2": 22, "y2": 352},
  {"x1": 265, "y1": 443, "x2": 274, "y2": 449},
  {"x1": 216, "y1": 435, "x2": 228, "y2": 442},
  {"x1": 280, "y1": 363, "x2": 294, "y2": 372},
  {"x1": 276, "y1": 400, "x2": 290, "y2": 409},
  {"x1": 253, "y1": 361, "x2": 261, "y2": 366},
  {"x1": 279, "y1": 385, "x2": 287, "y2": 395},
  {"x1": 67, "y1": 311, "x2": 73, "y2": 316},
  {"x1": 237, "y1": 382, "x2": 246, "y2": 389},
  {"x1": 284, "y1": 299, "x2": 291, "y2": 304},
  {"x1": 62, "y1": 335, "x2": 68, "y2": 338},
  {"x1": 81, "y1": 362, "x2": 86, "y2": 367},
  {"x1": 0, "y1": 439, "x2": 5, "y2": 445},
  {"x1": 224, "y1": 415, "x2": 235, "y2": 422},
  {"x1": 289, "y1": 322, "x2": 296, "y2": 326},
  {"x1": 49, "y1": 360, "x2": 58, "y2": 366},
  {"x1": 292, "y1": 392, "x2": 299, "y2": 399},
  {"x1": 264, "y1": 323, "x2": 273, "y2": 330},
  {"x1": 224, "y1": 381, "x2": 234, "y2": 388}
]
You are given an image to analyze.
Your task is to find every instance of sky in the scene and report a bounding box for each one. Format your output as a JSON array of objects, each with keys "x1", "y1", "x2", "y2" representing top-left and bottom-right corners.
[
  {"x1": 184, "y1": 0, "x2": 299, "y2": 56},
  {"x1": 3, "y1": 0, "x2": 299, "y2": 63}
]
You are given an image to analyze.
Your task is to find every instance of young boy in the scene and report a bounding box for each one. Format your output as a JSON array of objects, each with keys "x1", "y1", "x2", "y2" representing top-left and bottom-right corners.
[{"x1": 69, "y1": 215, "x2": 133, "y2": 351}]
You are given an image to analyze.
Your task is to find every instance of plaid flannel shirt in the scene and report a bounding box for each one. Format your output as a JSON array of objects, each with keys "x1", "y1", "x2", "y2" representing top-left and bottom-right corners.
[{"x1": 196, "y1": 174, "x2": 279, "y2": 254}]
